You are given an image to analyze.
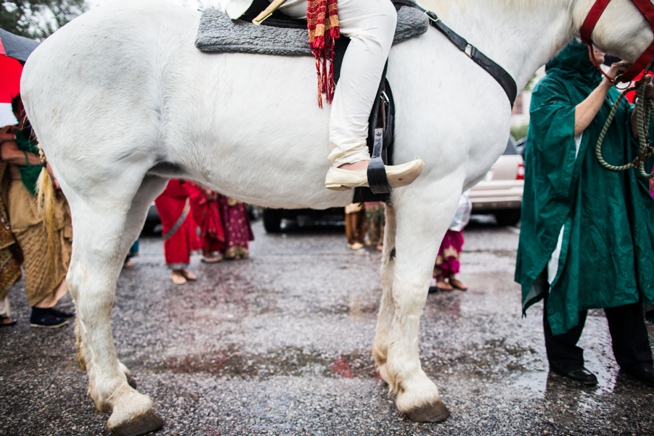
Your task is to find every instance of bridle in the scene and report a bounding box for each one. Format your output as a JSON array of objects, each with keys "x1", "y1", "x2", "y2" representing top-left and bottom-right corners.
[{"x1": 580, "y1": 0, "x2": 654, "y2": 82}]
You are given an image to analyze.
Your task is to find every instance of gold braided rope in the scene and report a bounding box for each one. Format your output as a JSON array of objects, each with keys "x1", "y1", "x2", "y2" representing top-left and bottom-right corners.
[{"x1": 596, "y1": 79, "x2": 654, "y2": 178}]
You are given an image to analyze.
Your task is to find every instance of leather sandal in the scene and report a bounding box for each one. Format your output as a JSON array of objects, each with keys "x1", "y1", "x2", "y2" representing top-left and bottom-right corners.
[
  {"x1": 201, "y1": 256, "x2": 222, "y2": 264},
  {"x1": 180, "y1": 270, "x2": 197, "y2": 281},
  {"x1": 0, "y1": 315, "x2": 17, "y2": 327},
  {"x1": 449, "y1": 276, "x2": 468, "y2": 291},
  {"x1": 325, "y1": 157, "x2": 425, "y2": 191}
]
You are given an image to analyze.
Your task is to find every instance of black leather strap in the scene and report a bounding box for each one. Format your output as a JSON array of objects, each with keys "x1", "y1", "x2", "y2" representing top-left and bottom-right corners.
[
  {"x1": 392, "y1": 0, "x2": 517, "y2": 108},
  {"x1": 352, "y1": 78, "x2": 395, "y2": 203},
  {"x1": 368, "y1": 129, "x2": 391, "y2": 194}
]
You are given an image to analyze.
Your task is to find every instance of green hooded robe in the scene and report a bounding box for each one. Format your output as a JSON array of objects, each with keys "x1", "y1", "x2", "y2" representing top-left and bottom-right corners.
[{"x1": 515, "y1": 39, "x2": 654, "y2": 335}]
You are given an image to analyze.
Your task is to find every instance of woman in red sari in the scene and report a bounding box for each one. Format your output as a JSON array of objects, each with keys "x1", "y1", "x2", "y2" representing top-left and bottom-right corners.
[
  {"x1": 187, "y1": 183, "x2": 225, "y2": 263},
  {"x1": 154, "y1": 179, "x2": 200, "y2": 284},
  {"x1": 216, "y1": 194, "x2": 254, "y2": 260}
]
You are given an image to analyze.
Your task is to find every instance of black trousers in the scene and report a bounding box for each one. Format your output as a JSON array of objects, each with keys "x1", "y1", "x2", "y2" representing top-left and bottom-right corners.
[{"x1": 543, "y1": 296, "x2": 653, "y2": 372}]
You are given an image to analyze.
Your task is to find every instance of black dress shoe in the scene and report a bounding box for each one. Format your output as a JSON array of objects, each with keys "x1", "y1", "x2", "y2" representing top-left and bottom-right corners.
[
  {"x1": 30, "y1": 309, "x2": 68, "y2": 329},
  {"x1": 623, "y1": 366, "x2": 654, "y2": 387},
  {"x1": 48, "y1": 307, "x2": 76, "y2": 318},
  {"x1": 551, "y1": 366, "x2": 598, "y2": 386},
  {"x1": 30, "y1": 307, "x2": 70, "y2": 328}
]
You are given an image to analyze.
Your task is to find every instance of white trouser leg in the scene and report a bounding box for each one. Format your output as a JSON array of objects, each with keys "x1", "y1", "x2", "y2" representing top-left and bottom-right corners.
[{"x1": 278, "y1": 0, "x2": 397, "y2": 167}]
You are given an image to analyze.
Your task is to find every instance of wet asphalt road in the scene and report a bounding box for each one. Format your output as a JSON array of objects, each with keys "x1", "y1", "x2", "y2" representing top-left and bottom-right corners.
[{"x1": 1, "y1": 216, "x2": 654, "y2": 435}]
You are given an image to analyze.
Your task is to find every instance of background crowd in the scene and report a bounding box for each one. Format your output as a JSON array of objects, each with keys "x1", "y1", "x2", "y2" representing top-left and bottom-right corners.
[{"x1": 0, "y1": 94, "x2": 255, "y2": 327}]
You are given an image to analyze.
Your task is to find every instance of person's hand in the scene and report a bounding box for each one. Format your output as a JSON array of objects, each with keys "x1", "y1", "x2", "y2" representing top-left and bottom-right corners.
[
  {"x1": 640, "y1": 75, "x2": 654, "y2": 100},
  {"x1": 0, "y1": 125, "x2": 17, "y2": 138},
  {"x1": 606, "y1": 60, "x2": 632, "y2": 82}
]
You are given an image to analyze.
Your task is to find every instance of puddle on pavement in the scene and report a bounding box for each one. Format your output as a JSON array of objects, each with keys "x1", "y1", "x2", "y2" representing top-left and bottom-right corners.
[
  {"x1": 159, "y1": 346, "x2": 378, "y2": 379},
  {"x1": 511, "y1": 364, "x2": 617, "y2": 397}
]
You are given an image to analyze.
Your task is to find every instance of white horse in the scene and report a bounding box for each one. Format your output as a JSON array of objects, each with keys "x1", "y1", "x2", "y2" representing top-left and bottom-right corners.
[{"x1": 19, "y1": 0, "x2": 654, "y2": 434}]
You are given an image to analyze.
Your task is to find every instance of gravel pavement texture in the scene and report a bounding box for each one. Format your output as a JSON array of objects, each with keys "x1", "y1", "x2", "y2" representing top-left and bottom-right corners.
[{"x1": 1, "y1": 217, "x2": 653, "y2": 435}]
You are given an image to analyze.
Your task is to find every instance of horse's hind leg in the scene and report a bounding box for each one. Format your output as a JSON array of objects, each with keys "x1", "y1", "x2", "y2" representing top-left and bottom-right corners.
[
  {"x1": 68, "y1": 175, "x2": 167, "y2": 435},
  {"x1": 372, "y1": 204, "x2": 397, "y2": 383},
  {"x1": 380, "y1": 186, "x2": 462, "y2": 422},
  {"x1": 74, "y1": 180, "x2": 165, "y2": 394}
]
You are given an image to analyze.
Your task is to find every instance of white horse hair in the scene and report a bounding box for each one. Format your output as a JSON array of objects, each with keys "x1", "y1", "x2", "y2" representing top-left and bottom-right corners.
[{"x1": 20, "y1": 0, "x2": 654, "y2": 434}]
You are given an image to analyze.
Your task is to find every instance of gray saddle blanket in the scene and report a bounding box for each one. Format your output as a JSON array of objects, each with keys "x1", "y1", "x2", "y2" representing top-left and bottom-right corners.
[{"x1": 195, "y1": 7, "x2": 429, "y2": 56}]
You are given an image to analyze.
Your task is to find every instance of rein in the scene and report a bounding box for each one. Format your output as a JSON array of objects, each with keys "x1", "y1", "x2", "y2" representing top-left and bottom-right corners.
[
  {"x1": 595, "y1": 79, "x2": 654, "y2": 178},
  {"x1": 581, "y1": 0, "x2": 654, "y2": 83},
  {"x1": 392, "y1": 0, "x2": 517, "y2": 108}
]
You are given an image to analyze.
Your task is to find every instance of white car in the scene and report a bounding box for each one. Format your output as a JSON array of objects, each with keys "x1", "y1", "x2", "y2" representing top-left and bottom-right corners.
[{"x1": 469, "y1": 137, "x2": 524, "y2": 226}]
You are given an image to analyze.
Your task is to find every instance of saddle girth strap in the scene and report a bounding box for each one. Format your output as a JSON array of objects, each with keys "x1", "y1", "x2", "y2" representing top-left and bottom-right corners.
[{"x1": 392, "y1": 0, "x2": 517, "y2": 108}]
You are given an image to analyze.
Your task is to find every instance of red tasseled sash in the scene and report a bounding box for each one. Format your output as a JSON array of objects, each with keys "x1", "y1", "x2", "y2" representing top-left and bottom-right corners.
[{"x1": 307, "y1": 0, "x2": 340, "y2": 107}]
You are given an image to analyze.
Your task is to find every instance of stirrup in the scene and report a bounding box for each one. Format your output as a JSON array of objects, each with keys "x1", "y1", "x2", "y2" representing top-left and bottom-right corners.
[{"x1": 325, "y1": 157, "x2": 424, "y2": 191}]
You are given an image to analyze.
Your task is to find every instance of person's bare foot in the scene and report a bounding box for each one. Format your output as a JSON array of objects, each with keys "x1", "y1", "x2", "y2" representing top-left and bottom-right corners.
[
  {"x1": 436, "y1": 278, "x2": 454, "y2": 291},
  {"x1": 171, "y1": 271, "x2": 186, "y2": 285}
]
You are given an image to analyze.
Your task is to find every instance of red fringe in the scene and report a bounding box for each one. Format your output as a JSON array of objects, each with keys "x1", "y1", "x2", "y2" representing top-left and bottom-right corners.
[{"x1": 307, "y1": 0, "x2": 340, "y2": 106}]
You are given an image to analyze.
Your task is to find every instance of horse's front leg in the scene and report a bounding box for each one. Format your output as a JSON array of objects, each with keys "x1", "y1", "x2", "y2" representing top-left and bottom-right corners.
[{"x1": 382, "y1": 184, "x2": 462, "y2": 422}]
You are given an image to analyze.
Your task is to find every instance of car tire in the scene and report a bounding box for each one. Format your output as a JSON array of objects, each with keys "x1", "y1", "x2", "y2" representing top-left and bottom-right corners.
[
  {"x1": 263, "y1": 208, "x2": 283, "y2": 233},
  {"x1": 494, "y1": 209, "x2": 521, "y2": 226}
]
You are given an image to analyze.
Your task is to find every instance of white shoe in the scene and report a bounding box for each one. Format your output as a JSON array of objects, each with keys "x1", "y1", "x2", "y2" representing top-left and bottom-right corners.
[{"x1": 325, "y1": 157, "x2": 425, "y2": 191}]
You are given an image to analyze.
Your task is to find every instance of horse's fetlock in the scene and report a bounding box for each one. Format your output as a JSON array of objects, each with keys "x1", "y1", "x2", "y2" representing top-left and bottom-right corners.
[{"x1": 77, "y1": 350, "x2": 87, "y2": 371}]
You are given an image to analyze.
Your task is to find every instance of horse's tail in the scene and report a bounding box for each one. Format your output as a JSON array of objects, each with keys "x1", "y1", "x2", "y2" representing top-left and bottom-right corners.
[{"x1": 36, "y1": 145, "x2": 58, "y2": 277}]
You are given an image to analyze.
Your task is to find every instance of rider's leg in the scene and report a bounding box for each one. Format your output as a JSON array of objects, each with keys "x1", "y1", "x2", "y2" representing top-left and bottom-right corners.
[
  {"x1": 327, "y1": 0, "x2": 423, "y2": 189},
  {"x1": 277, "y1": 0, "x2": 424, "y2": 190},
  {"x1": 327, "y1": 0, "x2": 396, "y2": 168}
]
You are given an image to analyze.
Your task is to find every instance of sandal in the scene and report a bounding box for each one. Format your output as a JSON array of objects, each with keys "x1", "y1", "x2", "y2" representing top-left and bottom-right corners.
[
  {"x1": 0, "y1": 315, "x2": 17, "y2": 327},
  {"x1": 201, "y1": 256, "x2": 222, "y2": 264},
  {"x1": 449, "y1": 276, "x2": 468, "y2": 291},
  {"x1": 170, "y1": 271, "x2": 187, "y2": 285},
  {"x1": 180, "y1": 270, "x2": 197, "y2": 281}
]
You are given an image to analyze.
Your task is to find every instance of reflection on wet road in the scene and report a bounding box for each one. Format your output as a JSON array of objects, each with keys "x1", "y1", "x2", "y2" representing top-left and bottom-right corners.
[{"x1": 1, "y1": 217, "x2": 653, "y2": 435}]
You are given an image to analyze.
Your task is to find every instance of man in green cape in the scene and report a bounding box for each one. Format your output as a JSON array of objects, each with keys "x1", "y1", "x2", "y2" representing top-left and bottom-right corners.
[{"x1": 515, "y1": 39, "x2": 654, "y2": 386}]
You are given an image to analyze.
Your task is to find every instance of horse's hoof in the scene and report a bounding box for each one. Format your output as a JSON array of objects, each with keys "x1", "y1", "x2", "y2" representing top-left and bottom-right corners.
[
  {"x1": 405, "y1": 399, "x2": 450, "y2": 423},
  {"x1": 109, "y1": 409, "x2": 163, "y2": 436}
]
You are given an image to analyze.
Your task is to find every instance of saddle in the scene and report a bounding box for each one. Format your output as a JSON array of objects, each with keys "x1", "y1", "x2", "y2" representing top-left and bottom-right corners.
[{"x1": 196, "y1": 1, "x2": 429, "y2": 202}]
